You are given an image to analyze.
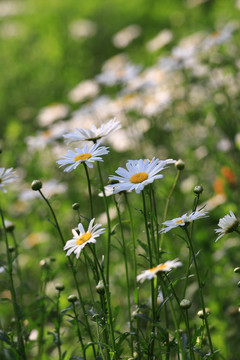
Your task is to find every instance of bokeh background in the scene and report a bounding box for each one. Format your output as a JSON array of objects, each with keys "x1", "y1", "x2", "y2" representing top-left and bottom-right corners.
[{"x1": 1, "y1": 0, "x2": 240, "y2": 358}]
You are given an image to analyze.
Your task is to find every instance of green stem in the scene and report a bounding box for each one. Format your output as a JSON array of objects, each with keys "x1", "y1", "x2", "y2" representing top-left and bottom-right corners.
[
  {"x1": 160, "y1": 170, "x2": 180, "y2": 250},
  {"x1": 56, "y1": 291, "x2": 62, "y2": 360},
  {"x1": 114, "y1": 196, "x2": 134, "y2": 356},
  {"x1": 38, "y1": 190, "x2": 96, "y2": 357},
  {"x1": 90, "y1": 247, "x2": 116, "y2": 358},
  {"x1": 141, "y1": 191, "x2": 156, "y2": 359},
  {"x1": 83, "y1": 163, "x2": 94, "y2": 219},
  {"x1": 96, "y1": 162, "x2": 111, "y2": 285},
  {"x1": 10, "y1": 231, "x2": 24, "y2": 306},
  {"x1": 0, "y1": 206, "x2": 26, "y2": 360},
  {"x1": 72, "y1": 302, "x2": 86, "y2": 359},
  {"x1": 160, "y1": 276, "x2": 187, "y2": 360},
  {"x1": 184, "y1": 227, "x2": 214, "y2": 357}
]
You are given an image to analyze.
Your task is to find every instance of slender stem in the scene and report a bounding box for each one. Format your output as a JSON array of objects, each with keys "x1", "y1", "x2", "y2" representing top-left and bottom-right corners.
[
  {"x1": 96, "y1": 162, "x2": 111, "y2": 284},
  {"x1": 160, "y1": 276, "x2": 187, "y2": 360},
  {"x1": 72, "y1": 302, "x2": 86, "y2": 359},
  {"x1": 141, "y1": 191, "x2": 156, "y2": 359},
  {"x1": 83, "y1": 163, "x2": 93, "y2": 219},
  {"x1": 114, "y1": 196, "x2": 134, "y2": 356},
  {"x1": 124, "y1": 193, "x2": 137, "y2": 286},
  {"x1": 184, "y1": 227, "x2": 214, "y2": 357},
  {"x1": 160, "y1": 170, "x2": 180, "y2": 250},
  {"x1": 0, "y1": 206, "x2": 26, "y2": 360},
  {"x1": 38, "y1": 190, "x2": 96, "y2": 357},
  {"x1": 151, "y1": 185, "x2": 160, "y2": 262},
  {"x1": 165, "y1": 274, "x2": 194, "y2": 360},
  {"x1": 183, "y1": 193, "x2": 200, "y2": 299},
  {"x1": 56, "y1": 291, "x2": 62, "y2": 360},
  {"x1": 185, "y1": 310, "x2": 195, "y2": 360},
  {"x1": 10, "y1": 231, "x2": 24, "y2": 306},
  {"x1": 90, "y1": 247, "x2": 116, "y2": 357},
  {"x1": 148, "y1": 188, "x2": 158, "y2": 264}
]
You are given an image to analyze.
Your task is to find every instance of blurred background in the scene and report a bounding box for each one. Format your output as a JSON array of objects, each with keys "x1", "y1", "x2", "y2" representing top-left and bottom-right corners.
[{"x1": 1, "y1": 0, "x2": 240, "y2": 358}]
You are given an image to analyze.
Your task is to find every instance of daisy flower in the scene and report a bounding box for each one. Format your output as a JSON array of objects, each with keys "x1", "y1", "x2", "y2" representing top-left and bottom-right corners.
[
  {"x1": 108, "y1": 157, "x2": 176, "y2": 194},
  {"x1": 64, "y1": 218, "x2": 105, "y2": 259},
  {"x1": 0, "y1": 168, "x2": 18, "y2": 193},
  {"x1": 215, "y1": 210, "x2": 239, "y2": 242},
  {"x1": 137, "y1": 259, "x2": 182, "y2": 283},
  {"x1": 56, "y1": 142, "x2": 109, "y2": 172},
  {"x1": 63, "y1": 118, "x2": 121, "y2": 144},
  {"x1": 160, "y1": 209, "x2": 208, "y2": 233}
]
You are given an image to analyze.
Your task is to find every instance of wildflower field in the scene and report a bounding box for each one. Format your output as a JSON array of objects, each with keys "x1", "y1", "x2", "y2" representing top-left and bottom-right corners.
[{"x1": 1, "y1": 0, "x2": 240, "y2": 359}]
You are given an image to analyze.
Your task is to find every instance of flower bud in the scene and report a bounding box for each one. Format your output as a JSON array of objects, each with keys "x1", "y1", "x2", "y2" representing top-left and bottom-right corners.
[
  {"x1": 68, "y1": 294, "x2": 77, "y2": 303},
  {"x1": 9, "y1": 246, "x2": 15, "y2": 253},
  {"x1": 197, "y1": 308, "x2": 210, "y2": 319},
  {"x1": 55, "y1": 283, "x2": 65, "y2": 291},
  {"x1": 193, "y1": 185, "x2": 203, "y2": 195},
  {"x1": 234, "y1": 267, "x2": 240, "y2": 274},
  {"x1": 108, "y1": 179, "x2": 119, "y2": 185},
  {"x1": 96, "y1": 280, "x2": 105, "y2": 294},
  {"x1": 175, "y1": 159, "x2": 185, "y2": 171},
  {"x1": 237, "y1": 281, "x2": 240, "y2": 288},
  {"x1": 72, "y1": 203, "x2": 80, "y2": 210},
  {"x1": 31, "y1": 180, "x2": 42, "y2": 191},
  {"x1": 4, "y1": 220, "x2": 15, "y2": 232},
  {"x1": 180, "y1": 299, "x2": 192, "y2": 309}
]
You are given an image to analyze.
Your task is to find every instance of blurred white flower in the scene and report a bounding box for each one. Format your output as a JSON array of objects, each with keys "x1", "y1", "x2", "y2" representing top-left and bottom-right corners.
[
  {"x1": 146, "y1": 29, "x2": 173, "y2": 52},
  {"x1": 57, "y1": 142, "x2": 109, "y2": 172},
  {"x1": 64, "y1": 218, "x2": 105, "y2": 258},
  {"x1": 37, "y1": 103, "x2": 69, "y2": 127},
  {"x1": 215, "y1": 211, "x2": 239, "y2": 242},
  {"x1": 137, "y1": 259, "x2": 182, "y2": 283},
  {"x1": 96, "y1": 54, "x2": 142, "y2": 86},
  {"x1": 0, "y1": 168, "x2": 18, "y2": 193},
  {"x1": 63, "y1": 118, "x2": 121, "y2": 144},
  {"x1": 160, "y1": 210, "x2": 208, "y2": 233},
  {"x1": 108, "y1": 158, "x2": 175, "y2": 194},
  {"x1": 112, "y1": 24, "x2": 141, "y2": 48},
  {"x1": 68, "y1": 80, "x2": 99, "y2": 103},
  {"x1": 0, "y1": 1, "x2": 25, "y2": 18},
  {"x1": 68, "y1": 19, "x2": 97, "y2": 40}
]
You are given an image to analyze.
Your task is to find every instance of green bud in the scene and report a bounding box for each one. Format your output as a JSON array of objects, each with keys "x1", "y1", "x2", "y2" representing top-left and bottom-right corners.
[
  {"x1": 197, "y1": 308, "x2": 210, "y2": 319},
  {"x1": 72, "y1": 203, "x2": 80, "y2": 210},
  {"x1": 4, "y1": 220, "x2": 15, "y2": 232},
  {"x1": 96, "y1": 280, "x2": 105, "y2": 294},
  {"x1": 68, "y1": 294, "x2": 77, "y2": 303},
  {"x1": 180, "y1": 299, "x2": 192, "y2": 309},
  {"x1": 55, "y1": 283, "x2": 65, "y2": 291},
  {"x1": 175, "y1": 159, "x2": 185, "y2": 171},
  {"x1": 8, "y1": 246, "x2": 15, "y2": 253},
  {"x1": 194, "y1": 185, "x2": 203, "y2": 194},
  {"x1": 31, "y1": 180, "x2": 42, "y2": 191}
]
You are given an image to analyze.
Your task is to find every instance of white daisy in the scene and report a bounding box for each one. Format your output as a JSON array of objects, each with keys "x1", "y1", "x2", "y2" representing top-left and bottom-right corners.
[
  {"x1": 160, "y1": 209, "x2": 208, "y2": 233},
  {"x1": 56, "y1": 142, "x2": 109, "y2": 172},
  {"x1": 64, "y1": 218, "x2": 105, "y2": 259},
  {"x1": 0, "y1": 168, "x2": 18, "y2": 193},
  {"x1": 107, "y1": 158, "x2": 175, "y2": 194},
  {"x1": 215, "y1": 210, "x2": 239, "y2": 242},
  {"x1": 63, "y1": 118, "x2": 121, "y2": 144},
  {"x1": 137, "y1": 259, "x2": 182, "y2": 283}
]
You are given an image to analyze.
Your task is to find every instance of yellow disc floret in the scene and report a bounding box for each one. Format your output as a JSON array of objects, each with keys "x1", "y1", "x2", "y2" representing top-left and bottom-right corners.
[
  {"x1": 74, "y1": 153, "x2": 92, "y2": 162},
  {"x1": 76, "y1": 232, "x2": 92, "y2": 245},
  {"x1": 176, "y1": 219, "x2": 184, "y2": 224},
  {"x1": 130, "y1": 172, "x2": 148, "y2": 184}
]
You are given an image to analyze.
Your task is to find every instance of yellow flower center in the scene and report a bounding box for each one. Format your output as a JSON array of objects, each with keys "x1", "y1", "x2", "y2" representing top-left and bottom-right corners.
[
  {"x1": 130, "y1": 172, "x2": 148, "y2": 184},
  {"x1": 149, "y1": 264, "x2": 167, "y2": 273},
  {"x1": 76, "y1": 232, "x2": 92, "y2": 245},
  {"x1": 74, "y1": 153, "x2": 92, "y2": 162},
  {"x1": 176, "y1": 219, "x2": 183, "y2": 224}
]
